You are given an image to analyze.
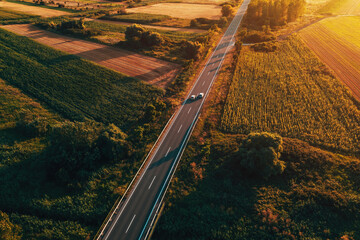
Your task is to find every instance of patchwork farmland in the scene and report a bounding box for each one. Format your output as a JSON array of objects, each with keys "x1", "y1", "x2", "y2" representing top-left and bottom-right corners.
[
  {"x1": 0, "y1": 1, "x2": 71, "y2": 17},
  {"x1": 299, "y1": 16, "x2": 360, "y2": 101},
  {"x1": 1, "y1": 24, "x2": 179, "y2": 87},
  {"x1": 221, "y1": 37, "x2": 360, "y2": 153}
]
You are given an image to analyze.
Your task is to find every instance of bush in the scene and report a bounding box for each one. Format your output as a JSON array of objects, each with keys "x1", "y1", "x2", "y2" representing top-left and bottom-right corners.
[
  {"x1": 16, "y1": 110, "x2": 49, "y2": 137},
  {"x1": 181, "y1": 41, "x2": 203, "y2": 60},
  {"x1": 46, "y1": 121, "x2": 130, "y2": 184},
  {"x1": 251, "y1": 41, "x2": 278, "y2": 52},
  {"x1": 221, "y1": 4, "x2": 234, "y2": 18},
  {"x1": 238, "y1": 132, "x2": 285, "y2": 179},
  {"x1": 0, "y1": 211, "x2": 22, "y2": 240},
  {"x1": 219, "y1": 16, "x2": 228, "y2": 27},
  {"x1": 58, "y1": 19, "x2": 85, "y2": 31},
  {"x1": 125, "y1": 24, "x2": 164, "y2": 48}
]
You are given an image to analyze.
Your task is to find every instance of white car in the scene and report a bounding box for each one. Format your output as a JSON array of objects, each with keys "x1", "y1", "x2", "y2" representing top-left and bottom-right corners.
[
  {"x1": 190, "y1": 95, "x2": 196, "y2": 100},
  {"x1": 198, "y1": 93, "x2": 204, "y2": 99}
]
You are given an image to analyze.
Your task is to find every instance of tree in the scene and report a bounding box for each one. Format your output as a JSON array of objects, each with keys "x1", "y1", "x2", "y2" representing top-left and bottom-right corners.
[
  {"x1": 182, "y1": 41, "x2": 203, "y2": 60},
  {"x1": 222, "y1": 4, "x2": 234, "y2": 18},
  {"x1": 125, "y1": 24, "x2": 146, "y2": 45},
  {"x1": 0, "y1": 211, "x2": 21, "y2": 240},
  {"x1": 238, "y1": 132, "x2": 285, "y2": 179}
]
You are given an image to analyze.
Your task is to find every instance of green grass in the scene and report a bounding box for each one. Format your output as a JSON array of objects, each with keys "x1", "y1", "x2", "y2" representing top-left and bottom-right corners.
[
  {"x1": 102, "y1": 13, "x2": 191, "y2": 28},
  {"x1": 0, "y1": 28, "x2": 163, "y2": 129},
  {"x1": 221, "y1": 36, "x2": 360, "y2": 154},
  {"x1": 6, "y1": 0, "x2": 78, "y2": 13},
  {"x1": 0, "y1": 7, "x2": 39, "y2": 24},
  {"x1": 84, "y1": 20, "x2": 202, "y2": 41}
]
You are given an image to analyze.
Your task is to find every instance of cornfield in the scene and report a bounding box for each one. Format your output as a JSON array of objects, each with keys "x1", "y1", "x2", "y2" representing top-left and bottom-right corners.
[{"x1": 221, "y1": 37, "x2": 360, "y2": 153}]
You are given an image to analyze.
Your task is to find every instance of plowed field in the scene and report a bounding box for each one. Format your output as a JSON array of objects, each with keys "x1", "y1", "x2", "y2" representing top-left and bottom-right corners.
[
  {"x1": 300, "y1": 17, "x2": 360, "y2": 101},
  {"x1": 318, "y1": 0, "x2": 360, "y2": 15},
  {"x1": 0, "y1": 24, "x2": 179, "y2": 88},
  {"x1": 0, "y1": 1, "x2": 70, "y2": 17},
  {"x1": 126, "y1": 3, "x2": 222, "y2": 20}
]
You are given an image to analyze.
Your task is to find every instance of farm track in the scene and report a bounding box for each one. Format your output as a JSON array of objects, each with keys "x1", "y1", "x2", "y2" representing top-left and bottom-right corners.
[
  {"x1": 0, "y1": 1, "x2": 70, "y2": 17},
  {"x1": 0, "y1": 24, "x2": 179, "y2": 88},
  {"x1": 300, "y1": 23, "x2": 360, "y2": 101}
]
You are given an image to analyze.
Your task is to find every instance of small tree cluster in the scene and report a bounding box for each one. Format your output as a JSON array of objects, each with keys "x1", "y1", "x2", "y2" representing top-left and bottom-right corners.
[
  {"x1": 125, "y1": 24, "x2": 164, "y2": 48},
  {"x1": 46, "y1": 121, "x2": 130, "y2": 184},
  {"x1": 181, "y1": 41, "x2": 204, "y2": 60},
  {"x1": 222, "y1": 4, "x2": 235, "y2": 18},
  {"x1": 238, "y1": 132, "x2": 285, "y2": 179},
  {"x1": 246, "y1": 0, "x2": 305, "y2": 27}
]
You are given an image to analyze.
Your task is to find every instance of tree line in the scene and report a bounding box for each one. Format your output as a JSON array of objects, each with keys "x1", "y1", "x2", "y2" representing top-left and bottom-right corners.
[{"x1": 246, "y1": 0, "x2": 306, "y2": 27}]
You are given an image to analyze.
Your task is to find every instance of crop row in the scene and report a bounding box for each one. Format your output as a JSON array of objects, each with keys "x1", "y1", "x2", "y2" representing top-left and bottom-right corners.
[{"x1": 221, "y1": 37, "x2": 360, "y2": 153}]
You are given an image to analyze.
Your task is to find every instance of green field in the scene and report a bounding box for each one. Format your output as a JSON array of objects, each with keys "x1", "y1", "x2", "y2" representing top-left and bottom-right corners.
[
  {"x1": 220, "y1": 37, "x2": 360, "y2": 154},
  {"x1": 318, "y1": 0, "x2": 360, "y2": 15},
  {"x1": 0, "y1": 28, "x2": 163, "y2": 129},
  {"x1": 102, "y1": 13, "x2": 191, "y2": 28},
  {"x1": 0, "y1": 7, "x2": 39, "y2": 24}
]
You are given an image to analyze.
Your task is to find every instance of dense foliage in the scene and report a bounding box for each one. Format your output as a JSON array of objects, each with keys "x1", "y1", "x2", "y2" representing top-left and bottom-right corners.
[
  {"x1": 246, "y1": 0, "x2": 306, "y2": 27},
  {"x1": 221, "y1": 37, "x2": 360, "y2": 154},
  {"x1": 125, "y1": 24, "x2": 164, "y2": 48},
  {"x1": 0, "y1": 211, "x2": 21, "y2": 240},
  {"x1": 238, "y1": 132, "x2": 285, "y2": 179},
  {"x1": 46, "y1": 121, "x2": 130, "y2": 184},
  {"x1": 154, "y1": 134, "x2": 360, "y2": 240},
  {"x1": 0, "y1": 28, "x2": 162, "y2": 129}
]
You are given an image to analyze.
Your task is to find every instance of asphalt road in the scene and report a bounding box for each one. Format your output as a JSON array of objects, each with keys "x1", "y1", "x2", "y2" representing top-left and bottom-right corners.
[{"x1": 98, "y1": 0, "x2": 251, "y2": 239}]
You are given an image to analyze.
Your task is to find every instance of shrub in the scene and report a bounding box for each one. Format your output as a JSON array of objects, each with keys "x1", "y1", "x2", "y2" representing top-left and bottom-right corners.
[
  {"x1": 221, "y1": 4, "x2": 234, "y2": 18},
  {"x1": 46, "y1": 121, "x2": 130, "y2": 184},
  {"x1": 16, "y1": 110, "x2": 49, "y2": 137},
  {"x1": 182, "y1": 41, "x2": 203, "y2": 60},
  {"x1": 238, "y1": 132, "x2": 285, "y2": 179},
  {"x1": 0, "y1": 211, "x2": 22, "y2": 240},
  {"x1": 190, "y1": 19, "x2": 198, "y2": 28},
  {"x1": 219, "y1": 16, "x2": 228, "y2": 27},
  {"x1": 58, "y1": 19, "x2": 85, "y2": 31},
  {"x1": 125, "y1": 24, "x2": 164, "y2": 47},
  {"x1": 251, "y1": 41, "x2": 278, "y2": 52}
]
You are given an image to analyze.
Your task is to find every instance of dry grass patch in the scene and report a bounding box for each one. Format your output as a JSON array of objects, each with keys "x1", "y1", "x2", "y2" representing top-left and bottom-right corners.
[{"x1": 126, "y1": 3, "x2": 222, "y2": 20}]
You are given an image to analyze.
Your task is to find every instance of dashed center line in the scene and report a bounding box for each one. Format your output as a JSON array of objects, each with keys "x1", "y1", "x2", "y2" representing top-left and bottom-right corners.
[
  {"x1": 125, "y1": 215, "x2": 136, "y2": 233},
  {"x1": 202, "y1": 81, "x2": 205, "y2": 86},
  {"x1": 177, "y1": 124, "x2": 182, "y2": 133},
  {"x1": 165, "y1": 147, "x2": 171, "y2": 157},
  {"x1": 188, "y1": 107, "x2": 192, "y2": 114},
  {"x1": 148, "y1": 176, "x2": 156, "y2": 190},
  {"x1": 207, "y1": 71, "x2": 210, "y2": 75}
]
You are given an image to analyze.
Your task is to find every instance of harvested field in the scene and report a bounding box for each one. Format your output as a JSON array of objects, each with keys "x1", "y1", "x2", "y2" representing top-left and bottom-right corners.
[
  {"x1": 318, "y1": 0, "x2": 360, "y2": 15},
  {"x1": 0, "y1": 1, "x2": 70, "y2": 17},
  {"x1": 126, "y1": 3, "x2": 222, "y2": 20},
  {"x1": 1, "y1": 24, "x2": 179, "y2": 88},
  {"x1": 299, "y1": 17, "x2": 360, "y2": 101}
]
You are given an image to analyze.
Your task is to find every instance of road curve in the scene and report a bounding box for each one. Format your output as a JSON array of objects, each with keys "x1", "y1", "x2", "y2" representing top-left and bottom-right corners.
[{"x1": 97, "y1": 0, "x2": 251, "y2": 239}]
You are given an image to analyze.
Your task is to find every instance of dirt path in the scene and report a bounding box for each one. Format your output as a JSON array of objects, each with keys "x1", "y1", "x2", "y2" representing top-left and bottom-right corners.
[
  {"x1": 0, "y1": 1, "x2": 70, "y2": 17},
  {"x1": 0, "y1": 24, "x2": 179, "y2": 88},
  {"x1": 85, "y1": 18, "x2": 207, "y2": 34},
  {"x1": 300, "y1": 23, "x2": 360, "y2": 101}
]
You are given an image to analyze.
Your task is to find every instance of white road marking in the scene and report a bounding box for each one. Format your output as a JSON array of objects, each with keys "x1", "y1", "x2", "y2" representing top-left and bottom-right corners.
[
  {"x1": 165, "y1": 147, "x2": 171, "y2": 157},
  {"x1": 148, "y1": 176, "x2": 156, "y2": 190},
  {"x1": 187, "y1": 107, "x2": 192, "y2": 114},
  {"x1": 177, "y1": 124, "x2": 182, "y2": 133},
  {"x1": 207, "y1": 71, "x2": 210, "y2": 75},
  {"x1": 202, "y1": 81, "x2": 205, "y2": 86},
  {"x1": 125, "y1": 215, "x2": 136, "y2": 233}
]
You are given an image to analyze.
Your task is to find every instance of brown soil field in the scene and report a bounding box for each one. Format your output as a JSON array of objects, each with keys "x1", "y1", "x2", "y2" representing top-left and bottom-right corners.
[
  {"x1": 0, "y1": 24, "x2": 179, "y2": 88},
  {"x1": 0, "y1": 1, "x2": 70, "y2": 17},
  {"x1": 126, "y1": 3, "x2": 222, "y2": 20},
  {"x1": 300, "y1": 23, "x2": 360, "y2": 101}
]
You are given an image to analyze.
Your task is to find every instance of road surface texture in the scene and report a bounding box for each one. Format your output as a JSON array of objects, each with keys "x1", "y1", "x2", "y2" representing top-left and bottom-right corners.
[
  {"x1": 0, "y1": 24, "x2": 179, "y2": 88},
  {"x1": 97, "y1": 0, "x2": 251, "y2": 239}
]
